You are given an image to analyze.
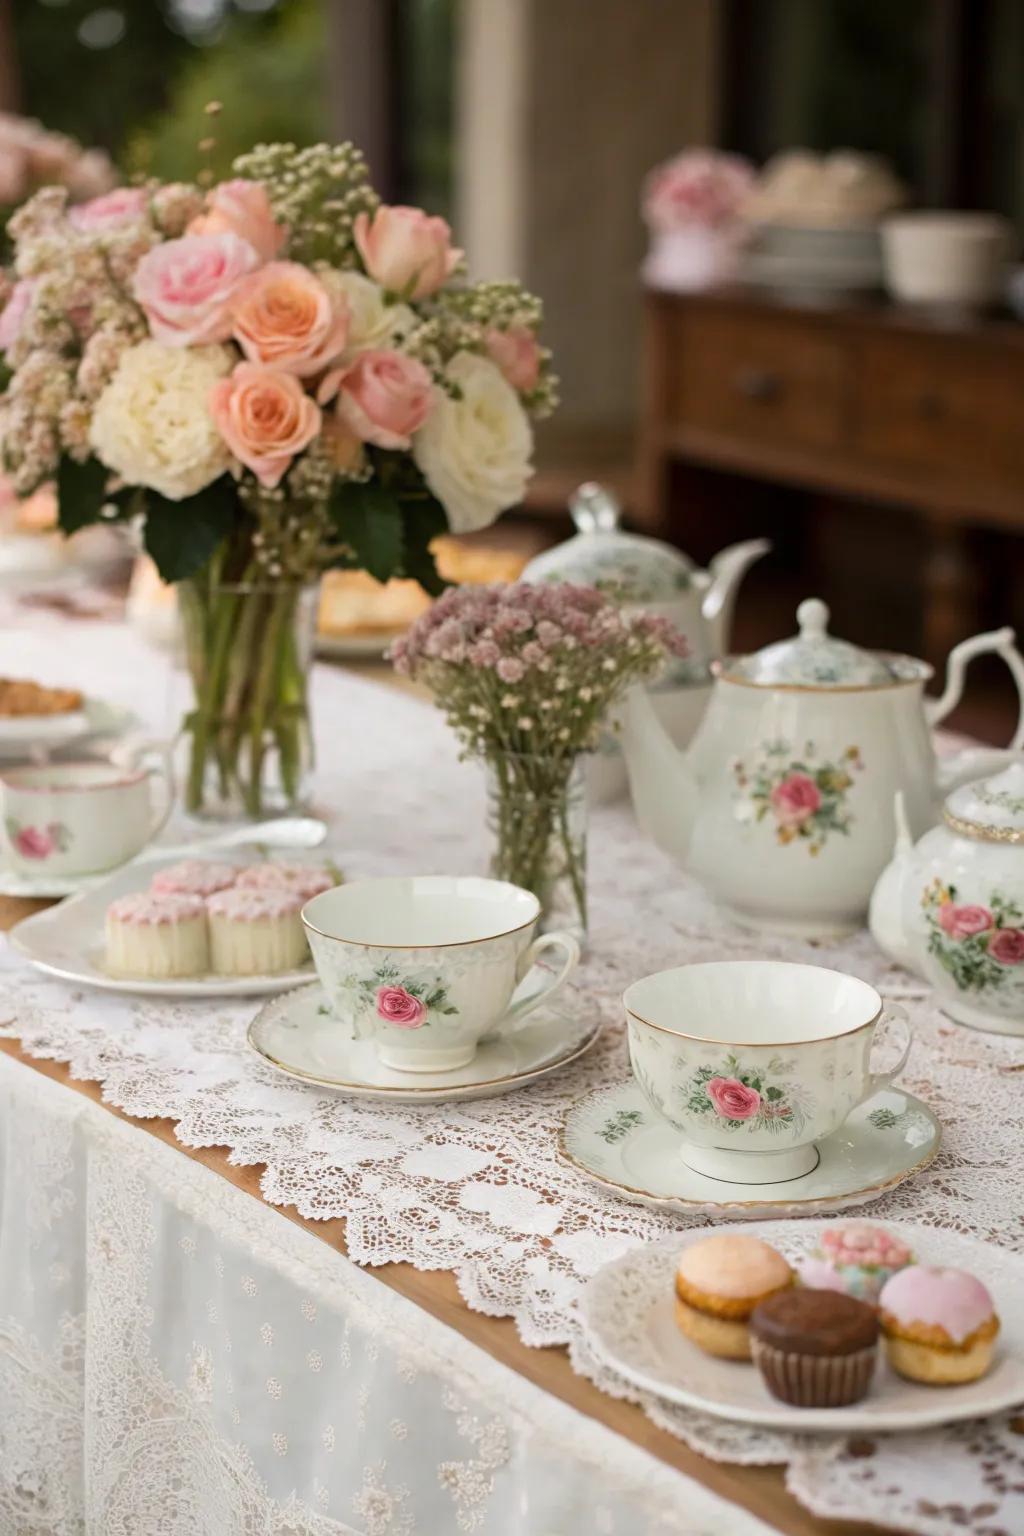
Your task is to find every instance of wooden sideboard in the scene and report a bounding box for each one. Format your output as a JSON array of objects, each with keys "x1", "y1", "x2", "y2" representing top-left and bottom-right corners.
[{"x1": 637, "y1": 288, "x2": 1024, "y2": 663}]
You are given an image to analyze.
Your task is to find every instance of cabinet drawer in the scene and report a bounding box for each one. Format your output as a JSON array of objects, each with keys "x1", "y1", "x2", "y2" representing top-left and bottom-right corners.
[
  {"x1": 857, "y1": 334, "x2": 1024, "y2": 485},
  {"x1": 669, "y1": 310, "x2": 848, "y2": 452}
]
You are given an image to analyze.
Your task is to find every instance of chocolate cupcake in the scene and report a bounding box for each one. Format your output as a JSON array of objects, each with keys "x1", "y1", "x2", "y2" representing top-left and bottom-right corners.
[{"x1": 750, "y1": 1288, "x2": 879, "y2": 1407}]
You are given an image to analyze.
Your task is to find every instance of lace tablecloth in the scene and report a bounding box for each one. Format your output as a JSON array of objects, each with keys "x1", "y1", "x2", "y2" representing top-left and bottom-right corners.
[{"x1": 3, "y1": 615, "x2": 1024, "y2": 1536}]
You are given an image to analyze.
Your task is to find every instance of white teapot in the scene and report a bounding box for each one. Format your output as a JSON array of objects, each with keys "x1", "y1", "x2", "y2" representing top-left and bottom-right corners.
[
  {"x1": 870, "y1": 763, "x2": 1024, "y2": 1036},
  {"x1": 620, "y1": 597, "x2": 1024, "y2": 938},
  {"x1": 522, "y1": 483, "x2": 768, "y2": 795}
]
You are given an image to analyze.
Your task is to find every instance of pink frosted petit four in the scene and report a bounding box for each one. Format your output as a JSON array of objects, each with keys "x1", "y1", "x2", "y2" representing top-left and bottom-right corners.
[
  {"x1": 878, "y1": 1265, "x2": 1000, "y2": 1384},
  {"x1": 796, "y1": 1223, "x2": 912, "y2": 1304},
  {"x1": 151, "y1": 859, "x2": 238, "y2": 898},
  {"x1": 105, "y1": 892, "x2": 209, "y2": 977},
  {"x1": 205, "y1": 886, "x2": 308, "y2": 976},
  {"x1": 233, "y1": 861, "x2": 336, "y2": 900}
]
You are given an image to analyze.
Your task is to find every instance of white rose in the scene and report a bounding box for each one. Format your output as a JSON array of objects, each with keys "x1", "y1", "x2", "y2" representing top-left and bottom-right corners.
[
  {"x1": 328, "y1": 269, "x2": 416, "y2": 357},
  {"x1": 413, "y1": 351, "x2": 533, "y2": 533},
  {"x1": 89, "y1": 339, "x2": 233, "y2": 500}
]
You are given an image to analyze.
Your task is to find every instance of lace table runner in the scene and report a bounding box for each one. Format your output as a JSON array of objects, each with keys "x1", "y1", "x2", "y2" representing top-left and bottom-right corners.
[{"x1": 3, "y1": 616, "x2": 1024, "y2": 1536}]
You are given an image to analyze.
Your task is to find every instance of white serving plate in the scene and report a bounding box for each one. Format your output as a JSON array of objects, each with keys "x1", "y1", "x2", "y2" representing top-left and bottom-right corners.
[
  {"x1": 8, "y1": 852, "x2": 319, "y2": 998},
  {"x1": 0, "y1": 696, "x2": 136, "y2": 760},
  {"x1": 581, "y1": 1221, "x2": 1024, "y2": 1433},
  {"x1": 248, "y1": 981, "x2": 600, "y2": 1102}
]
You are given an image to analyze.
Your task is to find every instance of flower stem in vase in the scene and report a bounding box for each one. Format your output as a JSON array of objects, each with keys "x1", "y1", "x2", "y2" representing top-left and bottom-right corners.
[{"x1": 487, "y1": 752, "x2": 588, "y2": 939}]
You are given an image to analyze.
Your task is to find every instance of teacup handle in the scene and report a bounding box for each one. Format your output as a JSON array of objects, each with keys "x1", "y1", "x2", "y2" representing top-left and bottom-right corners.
[
  {"x1": 868, "y1": 1001, "x2": 913, "y2": 1096},
  {"x1": 112, "y1": 736, "x2": 176, "y2": 842},
  {"x1": 504, "y1": 931, "x2": 580, "y2": 1027}
]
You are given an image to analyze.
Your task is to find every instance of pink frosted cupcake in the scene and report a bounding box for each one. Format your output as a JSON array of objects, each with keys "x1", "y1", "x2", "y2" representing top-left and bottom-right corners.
[
  {"x1": 880, "y1": 1266, "x2": 999, "y2": 1384},
  {"x1": 106, "y1": 892, "x2": 209, "y2": 978},
  {"x1": 151, "y1": 859, "x2": 238, "y2": 899},
  {"x1": 233, "y1": 861, "x2": 336, "y2": 901},
  {"x1": 206, "y1": 886, "x2": 308, "y2": 975},
  {"x1": 796, "y1": 1224, "x2": 912, "y2": 1304}
]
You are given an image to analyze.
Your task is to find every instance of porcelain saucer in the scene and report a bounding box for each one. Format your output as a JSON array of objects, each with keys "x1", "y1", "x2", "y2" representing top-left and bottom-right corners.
[
  {"x1": 559, "y1": 1080, "x2": 940, "y2": 1219},
  {"x1": 248, "y1": 982, "x2": 601, "y2": 1102},
  {"x1": 580, "y1": 1221, "x2": 1024, "y2": 1433},
  {"x1": 0, "y1": 860, "x2": 104, "y2": 899}
]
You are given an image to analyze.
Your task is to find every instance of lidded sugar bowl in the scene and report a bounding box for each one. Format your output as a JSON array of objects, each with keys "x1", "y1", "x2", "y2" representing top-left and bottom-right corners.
[{"x1": 870, "y1": 761, "x2": 1024, "y2": 1035}]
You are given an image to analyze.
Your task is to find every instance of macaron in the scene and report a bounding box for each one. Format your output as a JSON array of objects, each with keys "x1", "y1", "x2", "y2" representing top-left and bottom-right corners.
[
  {"x1": 878, "y1": 1266, "x2": 999, "y2": 1385},
  {"x1": 674, "y1": 1234, "x2": 793, "y2": 1361},
  {"x1": 795, "y1": 1223, "x2": 913, "y2": 1304},
  {"x1": 750, "y1": 1288, "x2": 879, "y2": 1407}
]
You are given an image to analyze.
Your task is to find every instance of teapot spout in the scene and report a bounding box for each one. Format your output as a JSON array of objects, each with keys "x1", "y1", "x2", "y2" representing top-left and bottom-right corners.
[
  {"x1": 702, "y1": 539, "x2": 771, "y2": 655},
  {"x1": 619, "y1": 685, "x2": 697, "y2": 866},
  {"x1": 867, "y1": 791, "x2": 917, "y2": 970}
]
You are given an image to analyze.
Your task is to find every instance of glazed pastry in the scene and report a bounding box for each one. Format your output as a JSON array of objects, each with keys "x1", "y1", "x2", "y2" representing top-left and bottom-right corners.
[
  {"x1": 879, "y1": 1266, "x2": 999, "y2": 1385},
  {"x1": 796, "y1": 1224, "x2": 912, "y2": 1304},
  {"x1": 206, "y1": 887, "x2": 308, "y2": 975},
  {"x1": 151, "y1": 859, "x2": 238, "y2": 899},
  {"x1": 105, "y1": 892, "x2": 209, "y2": 978},
  {"x1": 750, "y1": 1288, "x2": 879, "y2": 1407},
  {"x1": 675, "y1": 1234, "x2": 793, "y2": 1361},
  {"x1": 233, "y1": 861, "x2": 337, "y2": 901},
  {"x1": 0, "y1": 677, "x2": 83, "y2": 716}
]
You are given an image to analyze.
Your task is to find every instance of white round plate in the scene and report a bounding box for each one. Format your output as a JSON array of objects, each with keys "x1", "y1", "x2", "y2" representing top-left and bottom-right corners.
[
  {"x1": 8, "y1": 853, "x2": 317, "y2": 998},
  {"x1": 559, "y1": 1080, "x2": 940, "y2": 1219},
  {"x1": 316, "y1": 630, "x2": 401, "y2": 661},
  {"x1": 248, "y1": 981, "x2": 600, "y2": 1102},
  {"x1": 581, "y1": 1221, "x2": 1024, "y2": 1433},
  {"x1": 0, "y1": 696, "x2": 137, "y2": 760}
]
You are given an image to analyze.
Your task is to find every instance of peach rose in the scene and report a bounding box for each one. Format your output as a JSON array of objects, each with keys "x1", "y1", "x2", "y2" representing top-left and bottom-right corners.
[
  {"x1": 484, "y1": 326, "x2": 541, "y2": 392},
  {"x1": 329, "y1": 348, "x2": 433, "y2": 450},
  {"x1": 209, "y1": 363, "x2": 321, "y2": 488},
  {"x1": 133, "y1": 232, "x2": 260, "y2": 346},
  {"x1": 230, "y1": 261, "x2": 349, "y2": 377},
  {"x1": 188, "y1": 178, "x2": 287, "y2": 262},
  {"x1": 353, "y1": 205, "x2": 462, "y2": 299}
]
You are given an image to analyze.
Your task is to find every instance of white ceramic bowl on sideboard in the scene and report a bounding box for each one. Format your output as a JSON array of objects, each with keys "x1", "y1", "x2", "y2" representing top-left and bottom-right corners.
[{"x1": 881, "y1": 211, "x2": 1013, "y2": 309}]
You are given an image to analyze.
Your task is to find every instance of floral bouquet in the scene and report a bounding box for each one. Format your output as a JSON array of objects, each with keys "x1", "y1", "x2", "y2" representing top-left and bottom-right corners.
[
  {"x1": 640, "y1": 148, "x2": 754, "y2": 293},
  {"x1": 0, "y1": 111, "x2": 115, "y2": 223},
  {"x1": 392, "y1": 582, "x2": 684, "y2": 933},
  {"x1": 0, "y1": 140, "x2": 556, "y2": 818}
]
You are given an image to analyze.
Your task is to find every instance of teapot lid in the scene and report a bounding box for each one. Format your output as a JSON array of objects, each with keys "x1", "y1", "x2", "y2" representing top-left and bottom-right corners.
[
  {"x1": 945, "y1": 761, "x2": 1024, "y2": 843},
  {"x1": 520, "y1": 483, "x2": 698, "y2": 603},
  {"x1": 721, "y1": 598, "x2": 896, "y2": 687}
]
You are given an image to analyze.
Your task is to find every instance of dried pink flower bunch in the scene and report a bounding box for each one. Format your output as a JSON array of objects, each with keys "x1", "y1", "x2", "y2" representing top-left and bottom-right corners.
[
  {"x1": 392, "y1": 580, "x2": 686, "y2": 761},
  {"x1": 642, "y1": 149, "x2": 754, "y2": 233}
]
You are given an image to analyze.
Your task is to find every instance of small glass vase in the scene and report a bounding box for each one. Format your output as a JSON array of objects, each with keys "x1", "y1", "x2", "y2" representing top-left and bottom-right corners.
[
  {"x1": 485, "y1": 752, "x2": 588, "y2": 941},
  {"x1": 177, "y1": 576, "x2": 319, "y2": 822}
]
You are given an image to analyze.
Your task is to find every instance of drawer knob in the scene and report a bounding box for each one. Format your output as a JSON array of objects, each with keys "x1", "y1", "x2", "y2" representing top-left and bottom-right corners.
[{"x1": 734, "y1": 367, "x2": 782, "y2": 403}]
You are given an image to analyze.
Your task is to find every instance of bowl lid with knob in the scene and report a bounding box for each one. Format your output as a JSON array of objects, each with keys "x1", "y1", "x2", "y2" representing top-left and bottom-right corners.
[{"x1": 716, "y1": 598, "x2": 928, "y2": 689}]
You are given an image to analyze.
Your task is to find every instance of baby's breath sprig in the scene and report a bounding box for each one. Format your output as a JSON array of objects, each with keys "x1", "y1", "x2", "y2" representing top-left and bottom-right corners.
[{"x1": 232, "y1": 141, "x2": 379, "y2": 266}]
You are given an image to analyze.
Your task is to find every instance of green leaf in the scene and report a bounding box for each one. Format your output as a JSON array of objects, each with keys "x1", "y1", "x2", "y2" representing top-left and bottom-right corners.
[
  {"x1": 328, "y1": 479, "x2": 404, "y2": 584},
  {"x1": 400, "y1": 490, "x2": 449, "y2": 597},
  {"x1": 57, "y1": 455, "x2": 110, "y2": 536},
  {"x1": 143, "y1": 477, "x2": 237, "y2": 584}
]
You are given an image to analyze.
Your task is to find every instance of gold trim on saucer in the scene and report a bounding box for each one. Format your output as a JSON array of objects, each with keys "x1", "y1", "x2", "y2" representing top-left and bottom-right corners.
[{"x1": 556, "y1": 1084, "x2": 941, "y2": 1213}]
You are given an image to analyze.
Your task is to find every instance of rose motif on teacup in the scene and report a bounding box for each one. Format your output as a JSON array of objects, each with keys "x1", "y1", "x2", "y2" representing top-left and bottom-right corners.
[
  {"x1": 922, "y1": 878, "x2": 1024, "y2": 993},
  {"x1": 375, "y1": 985, "x2": 427, "y2": 1029},
  {"x1": 706, "y1": 1076, "x2": 761, "y2": 1120},
  {"x1": 5, "y1": 819, "x2": 71, "y2": 861},
  {"x1": 731, "y1": 739, "x2": 863, "y2": 855},
  {"x1": 680, "y1": 1053, "x2": 814, "y2": 1136}
]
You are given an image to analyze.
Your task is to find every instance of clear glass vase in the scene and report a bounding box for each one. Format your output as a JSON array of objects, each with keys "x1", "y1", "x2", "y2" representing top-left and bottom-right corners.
[
  {"x1": 177, "y1": 577, "x2": 318, "y2": 822},
  {"x1": 485, "y1": 752, "x2": 588, "y2": 940}
]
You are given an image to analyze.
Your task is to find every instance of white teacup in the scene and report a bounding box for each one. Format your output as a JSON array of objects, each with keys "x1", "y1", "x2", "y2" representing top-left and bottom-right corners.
[
  {"x1": 302, "y1": 876, "x2": 580, "y2": 1072},
  {"x1": 624, "y1": 960, "x2": 911, "y2": 1184},
  {"x1": 0, "y1": 746, "x2": 174, "y2": 877}
]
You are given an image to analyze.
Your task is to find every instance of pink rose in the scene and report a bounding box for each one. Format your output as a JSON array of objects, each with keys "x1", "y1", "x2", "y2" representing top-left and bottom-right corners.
[
  {"x1": 209, "y1": 363, "x2": 321, "y2": 488},
  {"x1": 14, "y1": 826, "x2": 53, "y2": 860},
  {"x1": 484, "y1": 326, "x2": 541, "y2": 392},
  {"x1": 187, "y1": 178, "x2": 286, "y2": 262},
  {"x1": 0, "y1": 143, "x2": 28, "y2": 205},
  {"x1": 770, "y1": 772, "x2": 822, "y2": 827},
  {"x1": 329, "y1": 348, "x2": 433, "y2": 450},
  {"x1": 938, "y1": 902, "x2": 993, "y2": 940},
  {"x1": 69, "y1": 187, "x2": 149, "y2": 231},
  {"x1": 230, "y1": 261, "x2": 349, "y2": 376},
  {"x1": 989, "y1": 927, "x2": 1024, "y2": 965},
  {"x1": 0, "y1": 278, "x2": 35, "y2": 352},
  {"x1": 706, "y1": 1076, "x2": 761, "y2": 1120},
  {"x1": 353, "y1": 205, "x2": 462, "y2": 299},
  {"x1": 133, "y1": 232, "x2": 260, "y2": 346},
  {"x1": 375, "y1": 985, "x2": 426, "y2": 1028}
]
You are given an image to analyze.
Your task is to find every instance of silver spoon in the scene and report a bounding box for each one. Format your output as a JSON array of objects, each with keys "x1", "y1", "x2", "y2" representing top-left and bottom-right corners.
[{"x1": 134, "y1": 815, "x2": 328, "y2": 864}]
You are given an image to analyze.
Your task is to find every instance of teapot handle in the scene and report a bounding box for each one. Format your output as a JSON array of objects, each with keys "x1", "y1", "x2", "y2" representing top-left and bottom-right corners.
[{"x1": 926, "y1": 626, "x2": 1024, "y2": 748}]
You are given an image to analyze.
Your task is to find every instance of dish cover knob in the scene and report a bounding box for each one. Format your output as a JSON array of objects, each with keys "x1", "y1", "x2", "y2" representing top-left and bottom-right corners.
[
  {"x1": 797, "y1": 598, "x2": 830, "y2": 639},
  {"x1": 569, "y1": 481, "x2": 621, "y2": 535}
]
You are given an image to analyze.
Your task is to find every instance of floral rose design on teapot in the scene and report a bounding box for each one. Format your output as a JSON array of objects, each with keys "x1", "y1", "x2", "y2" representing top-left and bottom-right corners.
[
  {"x1": 731, "y1": 738, "x2": 864, "y2": 854},
  {"x1": 921, "y1": 879, "x2": 1024, "y2": 993}
]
